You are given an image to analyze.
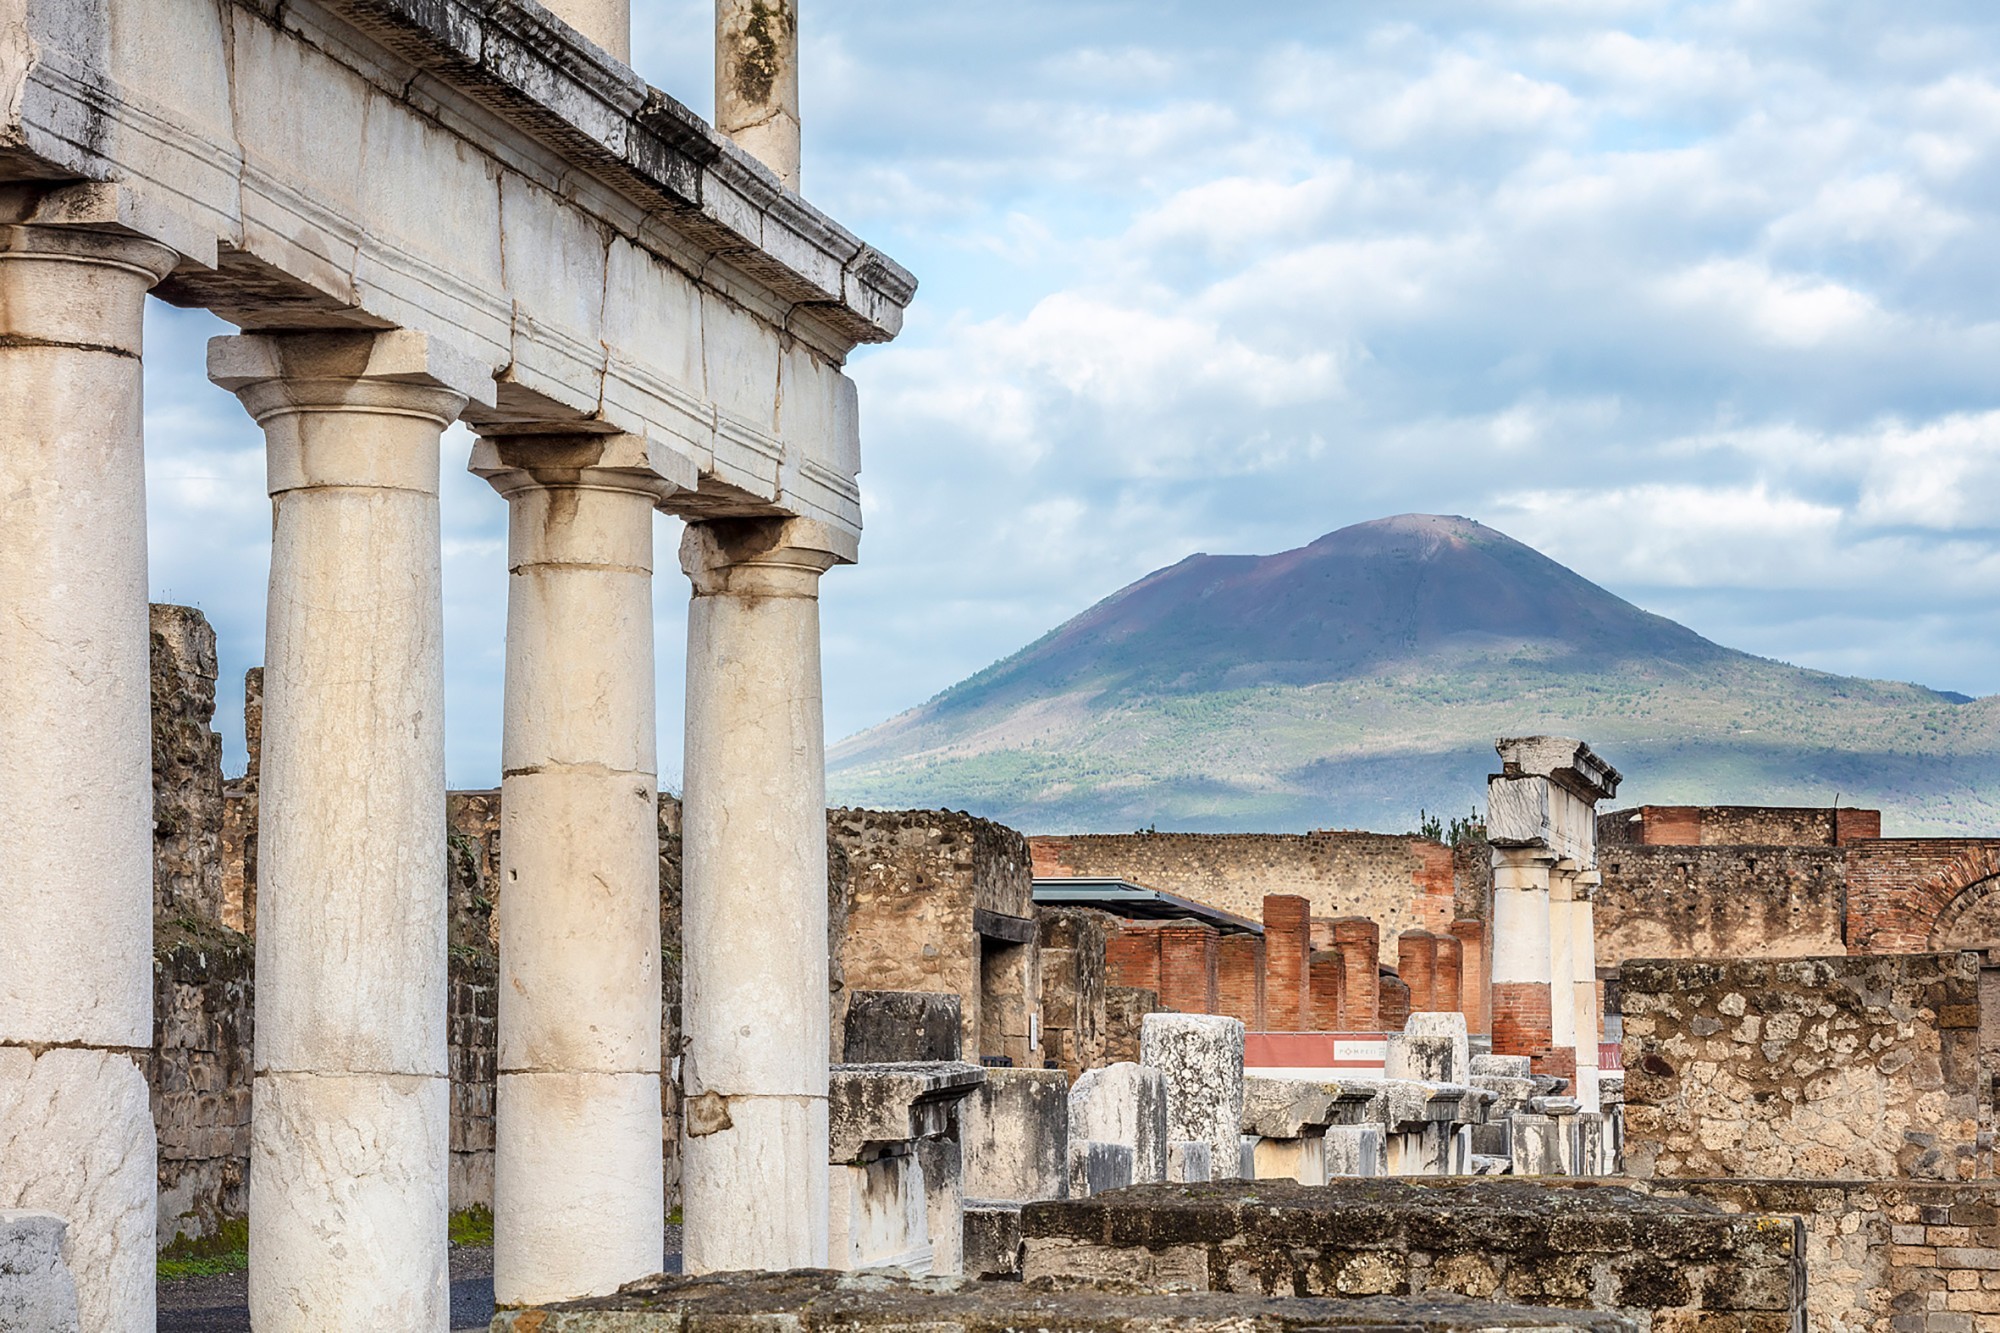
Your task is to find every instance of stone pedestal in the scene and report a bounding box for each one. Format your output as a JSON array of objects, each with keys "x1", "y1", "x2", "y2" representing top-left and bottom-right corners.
[
  {"x1": 962, "y1": 1068, "x2": 1070, "y2": 1202},
  {"x1": 472, "y1": 435, "x2": 684, "y2": 1306},
  {"x1": 680, "y1": 518, "x2": 853, "y2": 1274},
  {"x1": 0, "y1": 226, "x2": 177, "y2": 1333},
  {"x1": 212, "y1": 330, "x2": 489, "y2": 1332},
  {"x1": 827, "y1": 1063, "x2": 984, "y2": 1277},
  {"x1": 1068, "y1": 1063, "x2": 1169, "y2": 1184},
  {"x1": 1141, "y1": 1014, "x2": 1246, "y2": 1180}
]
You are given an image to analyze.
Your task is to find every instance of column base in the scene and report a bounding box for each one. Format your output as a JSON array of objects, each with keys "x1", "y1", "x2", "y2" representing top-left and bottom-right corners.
[
  {"x1": 495, "y1": 1070, "x2": 664, "y2": 1307},
  {"x1": 0, "y1": 1048, "x2": 155, "y2": 1333}
]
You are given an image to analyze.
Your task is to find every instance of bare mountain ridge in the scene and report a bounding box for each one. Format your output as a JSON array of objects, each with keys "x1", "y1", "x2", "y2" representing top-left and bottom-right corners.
[{"x1": 831, "y1": 515, "x2": 2000, "y2": 834}]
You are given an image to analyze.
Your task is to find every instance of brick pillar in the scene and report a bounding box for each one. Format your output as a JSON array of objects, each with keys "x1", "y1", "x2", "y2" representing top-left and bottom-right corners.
[
  {"x1": 1106, "y1": 925, "x2": 1163, "y2": 994},
  {"x1": 1379, "y1": 974, "x2": 1411, "y2": 1034},
  {"x1": 1158, "y1": 919, "x2": 1219, "y2": 1015},
  {"x1": 1308, "y1": 950, "x2": 1343, "y2": 1030},
  {"x1": 1216, "y1": 933, "x2": 1266, "y2": 1030},
  {"x1": 1262, "y1": 895, "x2": 1312, "y2": 1032},
  {"x1": 1332, "y1": 918, "x2": 1380, "y2": 1032},
  {"x1": 1397, "y1": 931, "x2": 1439, "y2": 1012},
  {"x1": 1449, "y1": 919, "x2": 1489, "y2": 1036},
  {"x1": 1432, "y1": 934, "x2": 1462, "y2": 1018}
]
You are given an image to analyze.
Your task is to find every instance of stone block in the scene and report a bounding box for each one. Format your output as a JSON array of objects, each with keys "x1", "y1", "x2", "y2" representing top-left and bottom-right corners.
[
  {"x1": 492, "y1": 1267, "x2": 1642, "y2": 1331},
  {"x1": 1141, "y1": 1013, "x2": 1245, "y2": 1180},
  {"x1": 1512, "y1": 1114, "x2": 1564, "y2": 1177},
  {"x1": 1472, "y1": 1054, "x2": 1534, "y2": 1078},
  {"x1": 0, "y1": 1212, "x2": 78, "y2": 1332},
  {"x1": 842, "y1": 992, "x2": 963, "y2": 1064},
  {"x1": 828, "y1": 1154, "x2": 932, "y2": 1275},
  {"x1": 1252, "y1": 1134, "x2": 1328, "y2": 1186},
  {"x1": 1069, "y1": 1140, "x2": 1137, "y2": 1200},
  {"x1": 962, "y1": 1201, "x2": 1024, "y2": 1279},
  {"x1": 828, "y1": 1063, "x2": 985, "y2": 1165},
  {"x1": 1388, "y1": 1012, "x2": 1472, "y2": 1084},
  {"x1": 915, "y1": 1137, "x2": 965, "y2": 1277},
  {"x1": 961, "y1": 1068, "x2": 1068, "y2": 1202},
  {"x1": 1241, "y1": 1076, "x2": 1339, "y2": 1139},
  {"x1": 1326, "y1": 1126, "x2": 1382, "y2": 1179},
  {"x1": 1169, "y1": 1140, "x2": 1213, "y2": 1184},
  {"x1": 1068, "y1": 1063, "x2": 1169, "y2": 1184}
]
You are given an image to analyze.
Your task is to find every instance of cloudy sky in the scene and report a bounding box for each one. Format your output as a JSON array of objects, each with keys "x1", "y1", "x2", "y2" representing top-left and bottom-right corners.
[{"x1": 145, "y1": 0, "x2": 2000, "y2": 785}]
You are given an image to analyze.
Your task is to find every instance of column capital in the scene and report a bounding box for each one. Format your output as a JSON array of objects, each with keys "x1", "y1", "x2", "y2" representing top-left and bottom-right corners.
[
  {"x1": 469, "y1": 432, "x2": 694, "y2": 509},
  {"x1": 208, "y1": 329, "x2": 494, "y2": 423},
  {"x1": 680, "y1": 516, "x2": 857, "y2": 598}
]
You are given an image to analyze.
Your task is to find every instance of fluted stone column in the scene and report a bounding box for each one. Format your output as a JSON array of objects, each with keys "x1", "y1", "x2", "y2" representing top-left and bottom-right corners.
[
  {"x1": 1570, "y1": 873, "x2": 1602, "y2": 1113},
  {"x1": 0, "y1": 224, "x2": 178, "y2": 1333},
  {"x1": 680, "y1": 516, "x2": 854, "y2": 1273},
  {"x1": 1490, "y1": 847, "x2": 1555, "y2": 1070},
  {"x1": 717, "y1": 0, "x2": 801, "y2": 190},
  {"x1": 211, "y1": 330, "x2": 490, "y2": 1331},
  {"x1": 471, "y1": 435, "x2": 687, "y2": 1305}
]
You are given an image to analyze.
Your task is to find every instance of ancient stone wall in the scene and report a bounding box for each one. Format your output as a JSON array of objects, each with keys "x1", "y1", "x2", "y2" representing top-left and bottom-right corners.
[
  {"x1": 151, "y1": 921, "x2": 252, "y2": 1251},
  {"x1": 1031, "y1": 832, "x2": 1457, "y2": 939},
  {"x1": 825, "y1": 808, "x2": 1035, "y2": 1065},
  {"x1": 1650, "y1": 1179, "x2": 2000, "y2": 1333},
  {"x1": 1622, "y1": 954, "x2": 1985, "y2": 1182},
  {"x1": 151, "y1": 606, "x2": 224, "y2": 923},
  {"x1": 1595, "y1": 846, "x2": 1848, "y2": 968},
  {"x1": 1600, "y1": 806, "x2": 1881, "y2": 848},
  {"x1": 1040, "y1": 908, "x2": 1112, "y2": 1082},
  {"x1": 218, "y1": 668, "x2": 259, "y2": 934}
]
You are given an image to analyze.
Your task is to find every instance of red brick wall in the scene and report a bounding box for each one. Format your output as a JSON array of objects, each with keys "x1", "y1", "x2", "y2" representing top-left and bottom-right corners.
[
  {"x1": 1158, "y1": 920, "x2": 1219, "y2": 1014},
  {"x1": 1216, "y1": 933, "x2": 1266, "y2": 1030},
  {"x1": 1309, "y1": 950, "x2": 1343, "y2": 1031},
  {"x1": 1449, "y1": 919, "x2": 1488, "y2": 1035},
  {"x1": 1105, "y1": 926, "x2": 1162, "y2": 994},
  {"x1": 1379, "y1": 975, "x2": 1411, "y2": 1034},
  {"x1": 1263, "y1": 894, "x2": 1311, "y2": 1032},
  {"x1": 1846, "y1": 839, "x2": 2000, "y2": 954},
  {"x1": 1493, "y1": 980, "x2": 1552, "y2": 1063},
  {"x1": 1398, "y1": 931, "x2": 1439, "y2": 1012},
  {"x1": 1332, "y1": 918, "x2": 1380, "y2": 1031}
]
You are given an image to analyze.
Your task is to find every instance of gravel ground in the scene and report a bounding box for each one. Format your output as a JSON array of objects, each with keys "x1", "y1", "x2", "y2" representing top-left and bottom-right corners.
[{"x1": 159, "y1": 1230, "x2": 683, "y2": 1332}]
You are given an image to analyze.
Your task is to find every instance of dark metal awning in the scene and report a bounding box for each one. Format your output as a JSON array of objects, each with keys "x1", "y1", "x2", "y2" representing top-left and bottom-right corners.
[{"x1": 1032, "y1": 877, "x2": 1263, "y2": 935}]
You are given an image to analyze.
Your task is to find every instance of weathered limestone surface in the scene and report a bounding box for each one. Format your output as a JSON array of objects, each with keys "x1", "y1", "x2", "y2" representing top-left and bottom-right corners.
[
  {"x1": 1142, "y1": 1013, "x2": 1246, "y2": 1181},
  {"x1": 1391, "y1": 1012, "x2": 1473, "y2": 1084},
  {"x1": 717, "y1": 0, "x2": 801, "y2": 191},
  {"x1": 492, "y1": 1268, "x2": 1639, "y2": 1332},
  {"x1": 1069, "y1": 1063, "x2": 1169, "y2": 1185},
  {"x1": 843, "y1": 992, "x2": 963, "y2": 1064},
  {"x1": 961, "y1": 1202, "x2": 1024, "y2": 1280},
  {"x1": 1169, "y1": 1140, "x2": 1214, "y2": 1184},
  {"x1": 1041, "y1": 907, "x2": 1113, "y2": 1081},
  {"x1": 962, "y1": 1068, "x2": 1069, "y2": 1202},
  {"x1": 0, "y1": 1212, "x2": 79, "y2": 1332},
  {"x1": 1022, "y1": 1178, "x2": 1802, "y2": 1331},
  {"x1": 152, "y1": 921, "x2": 254, "y2": 1250},
  {"x1": 1622, "y1": 953, "x2": 1983, "y2": 1181}
]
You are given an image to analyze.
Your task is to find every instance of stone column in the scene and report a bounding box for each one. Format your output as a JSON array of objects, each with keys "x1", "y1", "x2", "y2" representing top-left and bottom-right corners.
[
  {"x1": 471, "y1": 435, "x2": 685, "y2": 1304},
  {"x1": 717, "y1": 0, "x2": 801, "y2": 190},
  {"x1": 1332, "y1": 918, "x2": 1380, "y2": 1031},
  {"x1": 680, "y1": 517, "x2": 853, "y2": 1273},
  {"x1": 211, "y1": 330, "x2": 489, "y2": 1331},
  {"x1": 1570, "y1": 873, "x2": 1602, "y2": 1113},
  {"x1": 0, "y1": 224, "x2": 177, "y2": 1333},
  {"x1": 543, "y1": 0, "x2": 630, "y2": 61},
  {"x1": 1490, "y1": 847, "x2": 1555, "y2": 1069},
  {"x1": 1547, "y1": 864, "x2": 1578, "y2": 1083},
  {"x1": 1448, "y1": 920, "x2": 1488, "y2": 1036}
]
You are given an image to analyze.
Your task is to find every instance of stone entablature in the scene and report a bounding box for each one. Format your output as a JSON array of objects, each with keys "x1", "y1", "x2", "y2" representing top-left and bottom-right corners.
[{"x1": 6, "y1": 0, "x2": 912, "y2": 532}]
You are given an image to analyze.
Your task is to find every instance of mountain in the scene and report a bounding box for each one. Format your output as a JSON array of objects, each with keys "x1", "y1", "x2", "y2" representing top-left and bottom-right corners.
[{"x1": 828, "y1": 515, "x2": 2000, "y2": 835}]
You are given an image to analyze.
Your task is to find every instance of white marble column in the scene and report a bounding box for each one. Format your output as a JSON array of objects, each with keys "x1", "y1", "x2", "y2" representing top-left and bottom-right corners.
[
  {"x1": 1548, "y1": 864, "x2": 1577, "y2": 1057},
  {"x1": 717, "y1": 0, "x2": 801, "y2": 190},
  {"x1": 211, "y1": 330, "x2": 490, "y2": 1331},
  {"x1": 470, "y1": 435, "x2": 684, "y2": 1305},
  {"x1": 0, "y1": 224, "x2": 177, "y2": 1333},
  {"x1": 679, "y1": 516, "x2": 854, "y2": 1273},
  {"x1": 1570, "y1": 873, "x2": 1602, "y2": 1113}
]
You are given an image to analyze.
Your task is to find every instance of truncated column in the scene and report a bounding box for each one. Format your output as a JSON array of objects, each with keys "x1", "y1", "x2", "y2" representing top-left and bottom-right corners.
[
  {"x1": 212, "y1": 330, "x2": 488, "y2": 1331},
  {"x1": 472, "y1": 435, "x2": 684, "y2": 1305},
  {"x1": 1570, "y1": 872, "x2": 1602, "y2": 1111},
  {"x1": 0, "y1": 224, "x2": 178, "y2": 1333},
  {"x1": 1490, "y1": 847, "x2": 1556, "y2": 1069},
  {"x1": 680, "y1": 517, "x2": 853, "y2": 1273}
]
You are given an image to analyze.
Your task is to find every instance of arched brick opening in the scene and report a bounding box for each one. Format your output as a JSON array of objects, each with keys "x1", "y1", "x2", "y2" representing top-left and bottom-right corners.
[{"x1": 1920, "y1": 847, "x2": 2000, "y2": 951}]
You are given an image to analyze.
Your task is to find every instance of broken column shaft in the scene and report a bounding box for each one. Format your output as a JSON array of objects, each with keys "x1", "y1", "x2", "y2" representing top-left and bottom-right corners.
[{"x1": 717, "y1": 0, "x2": 801, "y2": 191}]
